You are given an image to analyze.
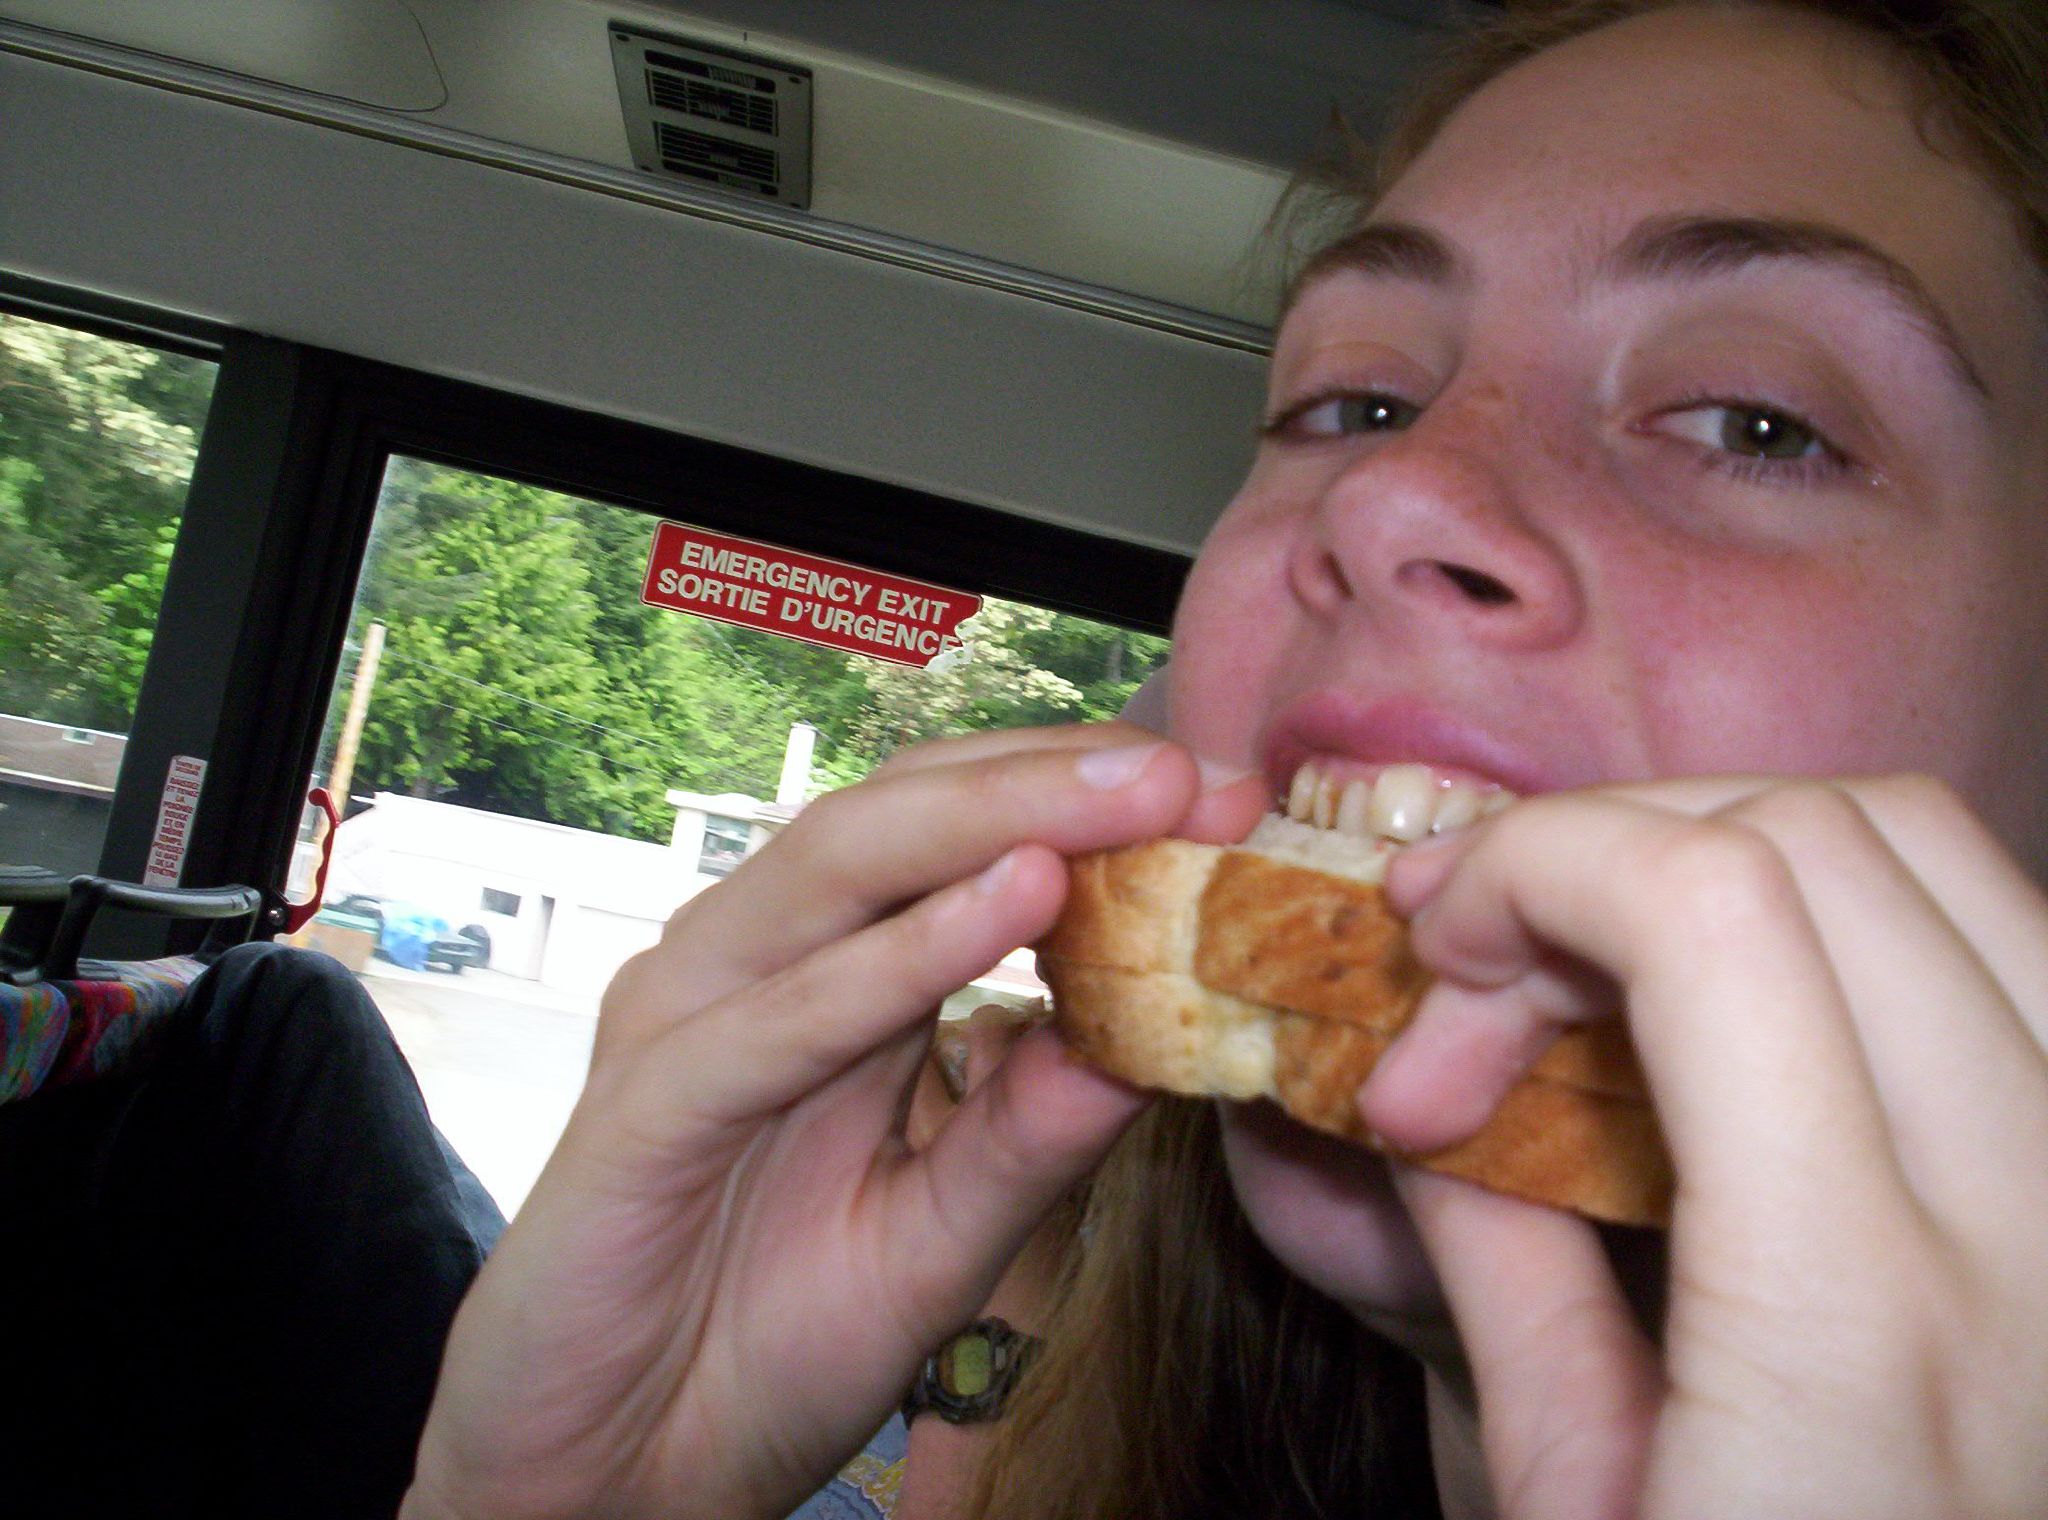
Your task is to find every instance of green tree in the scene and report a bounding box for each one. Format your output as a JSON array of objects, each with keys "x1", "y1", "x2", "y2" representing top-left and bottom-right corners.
[
  {"x1": 849, "y1": 598, "x2": 1139, "y2": 761},
  {"x1": 334, "y1": 462, "x2": 1173, "y2": 838},
  {"x1": 994, "y1": 604, "x2": 1171, "y2": 721},
  {"x1": 352, "y1": 472, "x2": 617, "y2": 827},
  {"x1": 0, "y1": 312, "x2": 216, "y2": 727},
  {"x1": 0, "y1": 518, "x2": 118, "y2": 725},
  {"x1": 94, "y1": 518, "x2": 179, "y2": 714}
]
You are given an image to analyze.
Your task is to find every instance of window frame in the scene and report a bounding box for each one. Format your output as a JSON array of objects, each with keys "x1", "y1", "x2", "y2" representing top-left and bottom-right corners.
[{"x1": 4, "y1": 276, "x2": 1193, "y2": 951}]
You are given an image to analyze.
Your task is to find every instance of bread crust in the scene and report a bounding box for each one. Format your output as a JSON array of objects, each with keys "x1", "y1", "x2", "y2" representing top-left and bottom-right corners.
[{"x1": 1039, "y1": 837, "x2": 1673, "y2": 1227}]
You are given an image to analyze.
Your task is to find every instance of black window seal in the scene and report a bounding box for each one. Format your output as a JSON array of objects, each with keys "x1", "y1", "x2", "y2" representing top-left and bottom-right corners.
[
  {"x1": 226, "y1": 355, "x2": 1191, "y2": 903},
  {"x1": 0, "y1": 271, "x2": 226, "y2": 362},
  {"x1": 19, "y1": 305, "x2": 1191, "y2": 945}
]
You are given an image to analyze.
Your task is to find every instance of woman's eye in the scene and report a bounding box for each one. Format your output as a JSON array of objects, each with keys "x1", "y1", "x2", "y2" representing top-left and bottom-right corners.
[
  {"x1": 1658, "y1": 402, "x2": 1825, "y2": 461},
  {"x1": 1267, "y1": 392, "x2": 1420, "y2": 439}
]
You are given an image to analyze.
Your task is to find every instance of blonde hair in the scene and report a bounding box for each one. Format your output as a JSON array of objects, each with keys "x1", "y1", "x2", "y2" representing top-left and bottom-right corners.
[{"x1": 967, "y1": 1100, "x2": 1435, "y2": 1520}]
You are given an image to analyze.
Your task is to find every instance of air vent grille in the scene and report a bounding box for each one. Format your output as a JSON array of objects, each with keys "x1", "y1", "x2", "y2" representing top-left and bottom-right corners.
[
  {"x1": 649, "y1": 71, "x2": 777, "y2": 135},
  {"x1": 655, "y1": 122, "x2": 780, "y2": 194},
  {"x1": 612, "y1": 25, "x2": 812, "y2": 209}
]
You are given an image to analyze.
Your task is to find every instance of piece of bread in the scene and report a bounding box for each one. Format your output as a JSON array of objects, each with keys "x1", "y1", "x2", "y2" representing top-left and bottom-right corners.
[{"x1": 1039, "y1": 837, "x2": 1673, "y2": 1227}]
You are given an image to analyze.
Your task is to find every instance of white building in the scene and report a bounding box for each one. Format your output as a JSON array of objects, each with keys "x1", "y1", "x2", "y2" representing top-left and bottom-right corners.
[
  {"x1": 321, "y1": 790, "x2": 781, "y2": 994},
  {"x1": 315, "y1": 769, "x2": 1044, "y2": 1010}
]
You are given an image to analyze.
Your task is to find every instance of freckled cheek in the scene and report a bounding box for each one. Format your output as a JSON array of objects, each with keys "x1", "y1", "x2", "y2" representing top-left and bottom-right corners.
[
  {"x1": 1627, "y1": 572, "x2": 1968, "y2": 778},
  {"x1": 1169, "y1": 517, "x2": 1296, "y2": 761}
]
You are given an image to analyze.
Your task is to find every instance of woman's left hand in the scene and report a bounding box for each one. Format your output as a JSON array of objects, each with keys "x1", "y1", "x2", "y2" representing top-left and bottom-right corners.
[{"x1": 1360, "y1": 773, "x2": 2048, "y2": 1520}]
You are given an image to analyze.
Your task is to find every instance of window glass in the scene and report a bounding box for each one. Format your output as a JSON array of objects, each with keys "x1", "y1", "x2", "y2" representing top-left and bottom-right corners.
[
  {"x1": 297, "y1": 457, "x2": 1166, "y2": 1215},
  {"x1": 0, "y1": 313, "x2": 219, "y2": 875}
]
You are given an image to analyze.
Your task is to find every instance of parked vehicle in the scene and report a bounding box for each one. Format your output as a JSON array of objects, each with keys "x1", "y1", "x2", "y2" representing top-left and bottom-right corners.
[{"x1": 335, "y1": 895, "x2": 492, "y2": 976}]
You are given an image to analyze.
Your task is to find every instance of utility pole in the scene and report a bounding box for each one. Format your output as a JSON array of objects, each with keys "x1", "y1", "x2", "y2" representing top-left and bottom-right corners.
[
  {"x1": 777, "y1": 721, "x2": 817, "y2": 805},
  {"x1": 328, "y1": 620, "x2": 386, "y2": 818}
]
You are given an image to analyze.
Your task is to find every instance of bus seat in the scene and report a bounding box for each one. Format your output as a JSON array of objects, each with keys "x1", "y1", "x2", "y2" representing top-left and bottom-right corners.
[
  {"x1": 1, "y1": 954, "x2": 210, "y2": 1103},
  {"x1": 0, "y1": 871, "x2": 264, "y2": 1104}
]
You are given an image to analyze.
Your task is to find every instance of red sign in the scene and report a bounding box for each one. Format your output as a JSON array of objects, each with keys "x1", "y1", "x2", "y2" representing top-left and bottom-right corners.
[{"x1": 640, "y1": 521, "x2": 982, "y2": 669}]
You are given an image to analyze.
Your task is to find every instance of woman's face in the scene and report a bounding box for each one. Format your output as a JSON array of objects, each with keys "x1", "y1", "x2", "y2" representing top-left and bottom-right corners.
[
  {"x1": 1179, "y1": 1, "x2": 2048, "y2": 1321},
  {"x1": 1171, "y1": 2, "x2": 2048, "y2": 873}
]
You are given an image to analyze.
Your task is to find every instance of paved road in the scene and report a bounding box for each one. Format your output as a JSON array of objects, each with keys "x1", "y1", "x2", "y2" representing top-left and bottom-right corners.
[
  {"x1": 351, "y1": 946, "x2": 1049, "y2": 1218},
  {"x1": 357, "y1": 961, "x2": 597, "y2": 1217}
]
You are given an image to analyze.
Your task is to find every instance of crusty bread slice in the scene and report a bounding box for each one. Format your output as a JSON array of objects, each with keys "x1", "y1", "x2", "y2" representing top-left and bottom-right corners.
[{"x1": 1039, "y1": 837, "x2": 1673, "y2": 1227}]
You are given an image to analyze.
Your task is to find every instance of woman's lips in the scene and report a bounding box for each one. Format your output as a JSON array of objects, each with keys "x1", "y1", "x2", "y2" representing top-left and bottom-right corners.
[{"x1": 1263, "y1": 691, "x2": 1592, "y2": 803}]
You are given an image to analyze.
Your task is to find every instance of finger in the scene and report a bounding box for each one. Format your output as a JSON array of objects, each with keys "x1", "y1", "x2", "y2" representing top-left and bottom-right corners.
[
  {"x1": 1836, "y1": 775, "x2": 2048, "y2": 1048},
  {"x1": 1517, "y1": 774, "x2": 2048, "y2": 1047},
  {"x1": 869, "y1": 720, "x2": 1163, "y2": 778},
  {"x1": 620, "y1": 843, "x2": 1070, "y2": 1135},
  {"x1": 670, "y1": 739, "x2": 1207, "y2": 1005},
  {"x1": 932, "y1": 1017, "x2": 974, "y2": 1101},
  {"x1": 874, "y1": 723, "x2": 1264, "y2": 843},
  {"x1": 1388, "y1": 793, "x2": 1906, "y2": 1233},
  {"x1": 882, "y1": 1022, "x2": 1147, "y2": 1342},
  {"x1": 1398, "y1": 777, "x2": 2048, "y2": 1220},
  {"x1": 1704, "y1": 783, "x2": 2048, "y2": 1225},
  {"x1": 1361, "y1": 966, "x2": 1618, "y2": 1153},
  {"x1": 961, "y1": 1002, "x2": 1035, "y2": 1091},
  {"x1": 1396, "y1": 1166, "x2": 1660, "y2": 1520},
  {"x1": 904, "y1": 1028, "x2": 957, "y2": 1151}
]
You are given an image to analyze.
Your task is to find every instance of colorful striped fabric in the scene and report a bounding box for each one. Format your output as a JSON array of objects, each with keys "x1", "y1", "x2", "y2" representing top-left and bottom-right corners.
[{"x1": 0, "y1": 956, "x2": 208, "y2": 1105}]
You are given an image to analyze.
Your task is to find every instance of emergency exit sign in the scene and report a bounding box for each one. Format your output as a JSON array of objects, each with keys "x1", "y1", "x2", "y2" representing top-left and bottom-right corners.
[{"x1": 641, "y1": 521, "x2": 982, "y2": 669}]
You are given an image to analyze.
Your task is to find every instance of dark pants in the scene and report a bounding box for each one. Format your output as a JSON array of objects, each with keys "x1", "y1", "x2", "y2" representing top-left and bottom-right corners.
[{"x1": 0, "y1": 942, "x2": 505, "y2": 1518}]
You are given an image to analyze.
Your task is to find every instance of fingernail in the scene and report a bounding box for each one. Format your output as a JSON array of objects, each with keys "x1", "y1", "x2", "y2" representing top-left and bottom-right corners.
[
  {"x1": 1076, "y1": 742, "x2": 1164, "y2": 790},
  {"x1": 1384, "y1": 830, "x2": 1465, "y2": 912},
  {"x1": 976, "y1": 848, "x2": 1020, "y2": 895},
  {"x1": 1390, "y1": 830, "x2": 1460, "y2": 873},
  {"x1": 1196, "y1": 757, "x2": 1256, "y2": 793}
]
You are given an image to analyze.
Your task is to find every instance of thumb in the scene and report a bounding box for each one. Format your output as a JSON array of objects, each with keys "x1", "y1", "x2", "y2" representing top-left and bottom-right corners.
[
  {"x1": 1394, "y1": 1167, "x2": 1661, "y2": 1520},
  {"x1": 879, "y1": 1024, "x2": 1144, "y2": 1337}
]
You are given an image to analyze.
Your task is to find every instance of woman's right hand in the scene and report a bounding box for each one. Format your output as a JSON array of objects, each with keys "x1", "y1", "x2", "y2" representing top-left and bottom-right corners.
[
  {"x1": 400, "y1": 724, "x2": 1263, "y2": 1520},
  {"x1": 1359, "y1": 775, "x2": 2048, "y2": 1519}
]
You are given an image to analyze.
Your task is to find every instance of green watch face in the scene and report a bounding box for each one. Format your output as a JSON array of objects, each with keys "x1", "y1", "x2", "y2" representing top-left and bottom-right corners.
[
  {"x1": 937, "y1": 1328, "x2": 996, "y2": 1398},
  {"x1": 905, "y1": 1317, "x2": 1041, "y2": 1424}
]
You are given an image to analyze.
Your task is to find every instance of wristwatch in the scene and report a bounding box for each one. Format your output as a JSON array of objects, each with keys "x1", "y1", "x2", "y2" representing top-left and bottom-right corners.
[{"x1": 900, "y1": 1316, "x2": 1043, "y2": 1424}]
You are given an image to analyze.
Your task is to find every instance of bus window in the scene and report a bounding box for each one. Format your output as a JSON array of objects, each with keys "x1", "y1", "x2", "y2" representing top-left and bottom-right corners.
[
  {"x1": 291, "y1": 454, "x2": 1164, "y2": 1214},
  {"x1": 0, "y1": 312, "x2": 218, "y2": 878}
]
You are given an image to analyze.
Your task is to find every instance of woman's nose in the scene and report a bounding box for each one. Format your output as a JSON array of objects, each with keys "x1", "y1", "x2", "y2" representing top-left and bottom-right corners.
[{"x1": 1288, "y1": 401, "x2": 1585, "y2": 650}]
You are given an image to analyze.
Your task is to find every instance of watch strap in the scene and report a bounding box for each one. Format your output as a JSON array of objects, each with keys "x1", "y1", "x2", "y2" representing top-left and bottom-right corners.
[{"x1": 900, "y1": 1316, "x2": 1042, "y2": 1425}]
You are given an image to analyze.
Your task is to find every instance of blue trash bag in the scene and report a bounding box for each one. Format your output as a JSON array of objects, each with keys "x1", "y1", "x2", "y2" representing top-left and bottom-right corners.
[{"x1": 379, "y1": 905, "x2": 451, "y2": 971}]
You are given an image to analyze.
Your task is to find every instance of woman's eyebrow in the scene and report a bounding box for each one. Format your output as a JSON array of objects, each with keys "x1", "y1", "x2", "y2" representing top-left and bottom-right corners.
[
  {"x1": 1603, "y1": 213, "x2": 1990, "y2": 398},
  {"x1": 1289, "y1": 221, "x2": 1467, "y2": 299}
]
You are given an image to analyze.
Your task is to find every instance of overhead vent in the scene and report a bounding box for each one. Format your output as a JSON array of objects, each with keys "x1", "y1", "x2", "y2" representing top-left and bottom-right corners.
[{"x1": 611, "y1": 24, "x2": 812, "y2": 209}]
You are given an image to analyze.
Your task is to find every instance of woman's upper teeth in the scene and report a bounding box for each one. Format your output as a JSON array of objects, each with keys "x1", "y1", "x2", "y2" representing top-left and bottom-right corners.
[{"x1": 1285, "y1": 760, "x2": 1514, "y2": 842}]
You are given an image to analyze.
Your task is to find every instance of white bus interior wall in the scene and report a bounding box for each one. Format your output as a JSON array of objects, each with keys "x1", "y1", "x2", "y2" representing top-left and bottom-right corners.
[{"x1": 0, "y1": 0, "x2": 1488, "y2": 555}]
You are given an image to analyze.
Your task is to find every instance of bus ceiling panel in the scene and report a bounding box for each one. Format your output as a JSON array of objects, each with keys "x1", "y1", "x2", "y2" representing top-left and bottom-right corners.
[
  {"x1": 0, "y1": 0, "x2": 1299, "y2": 330},
  {"x1": 626, "y1": 0, "x2": 1473, "y2": 171},
  {"x1": 0, "y1": 0, "x2": 448, "y2": 111},
  {"x1": 426, "y1": 0, "x2": 1293, "y2": 324},
  {"x1": 0, "y1": 49, "x2": 1265, "y2": 558}
]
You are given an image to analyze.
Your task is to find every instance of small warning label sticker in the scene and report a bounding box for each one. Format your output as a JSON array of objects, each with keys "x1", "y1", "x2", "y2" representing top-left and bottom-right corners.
[{"x1": 143, "y1": 753, "x2": 208, "y2": 889}]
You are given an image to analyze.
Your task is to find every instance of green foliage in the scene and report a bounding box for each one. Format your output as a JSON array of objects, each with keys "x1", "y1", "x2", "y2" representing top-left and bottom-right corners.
[
  {"x1": 95, "y1": 518, "x2": 180, "y2": 713},
  {"x1": 0, "y1": 308, "x2": 1167, "y2": 842},
  {"x1": 0, "y1": 312, "x2": 217, "y2": 728},
  {"x1": 334, "y1": 462, "x2": 1166, "y2": 838}
]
